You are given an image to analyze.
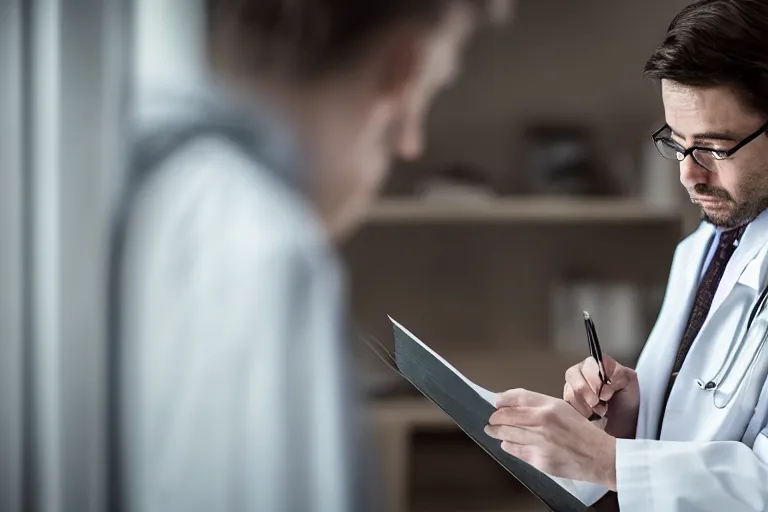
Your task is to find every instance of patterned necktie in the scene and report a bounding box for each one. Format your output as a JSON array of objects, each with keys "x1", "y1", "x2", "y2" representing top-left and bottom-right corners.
[{"x1": 657, "y1": 224, "x2": 747, "y2": 436}]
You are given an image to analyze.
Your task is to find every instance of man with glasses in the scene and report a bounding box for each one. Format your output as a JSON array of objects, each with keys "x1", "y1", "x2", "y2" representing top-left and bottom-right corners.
[{"x1": 485, "y1": 1, "x2": 768, "y2": 510}]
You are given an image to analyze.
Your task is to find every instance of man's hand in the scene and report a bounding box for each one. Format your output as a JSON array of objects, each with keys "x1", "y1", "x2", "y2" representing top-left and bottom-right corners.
[
  {"x1": 564, "y1": 355, "x2": 640, "y2": 439},
  {"x1": 485, "y1": 389, "x2": 617, "y2": 490}
]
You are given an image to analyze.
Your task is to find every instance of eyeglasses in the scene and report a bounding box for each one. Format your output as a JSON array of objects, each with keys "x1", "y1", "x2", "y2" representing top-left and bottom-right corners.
[{"x1": 652, "y1": 120, "x2": 768, "y2": 172}]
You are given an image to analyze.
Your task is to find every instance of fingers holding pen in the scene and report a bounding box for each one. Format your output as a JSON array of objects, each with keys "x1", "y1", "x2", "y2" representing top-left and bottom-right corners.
[{"x1": 564, "y1": 360, "x2": 608, "y2": 418}]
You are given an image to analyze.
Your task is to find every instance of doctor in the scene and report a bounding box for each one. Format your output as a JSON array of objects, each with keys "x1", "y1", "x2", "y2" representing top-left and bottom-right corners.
[{"x1": 485, "y1": 1, "x2": 768, "y2": 510}]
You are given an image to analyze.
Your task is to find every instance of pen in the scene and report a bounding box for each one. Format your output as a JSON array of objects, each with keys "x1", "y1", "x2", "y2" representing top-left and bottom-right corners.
[{"x1": 583, "y1": 311, "x2": 610, "y2": 421}]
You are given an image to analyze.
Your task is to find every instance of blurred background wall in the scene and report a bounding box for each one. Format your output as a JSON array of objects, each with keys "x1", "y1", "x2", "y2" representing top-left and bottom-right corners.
[{"x1": 0, "y1": 1, "x2": 698, "y2": 511}]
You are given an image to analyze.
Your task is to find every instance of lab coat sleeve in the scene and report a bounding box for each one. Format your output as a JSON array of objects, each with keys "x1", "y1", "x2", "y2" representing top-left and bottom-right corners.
[
  {"x1": 247, "y1": 238, "x2": 358, "y2": 512},
  {"x1": 545, "y1": 475, "x2": 609, "y2": 506},
  {"x1": 615, "y1": 433, "x2": 768, "y2": 511},
  {"x1": 202, "y1": 219, "x2": 359, "y2": 512}
]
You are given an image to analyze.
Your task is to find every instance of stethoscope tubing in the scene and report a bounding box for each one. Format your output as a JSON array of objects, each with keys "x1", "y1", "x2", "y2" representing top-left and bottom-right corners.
[{"x1": 696, "y1": 283, "x2": 768, "y2": 409}]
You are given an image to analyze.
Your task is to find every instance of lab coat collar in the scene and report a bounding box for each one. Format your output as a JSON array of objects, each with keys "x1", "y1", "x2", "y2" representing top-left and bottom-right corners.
[{"x1": 677, "y1": 221, "x2": 718, "y2": 309}]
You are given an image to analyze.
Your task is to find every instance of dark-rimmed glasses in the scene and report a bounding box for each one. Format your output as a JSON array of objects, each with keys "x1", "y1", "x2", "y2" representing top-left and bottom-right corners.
[{"x1": 652, "y1": 120, "x2": 768, "y2": 172}]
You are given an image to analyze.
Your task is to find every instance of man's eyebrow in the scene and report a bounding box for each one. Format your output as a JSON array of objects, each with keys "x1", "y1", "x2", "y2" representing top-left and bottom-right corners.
[{"x1": 668, "y1": 125, "x2": 740, "y2": 143}]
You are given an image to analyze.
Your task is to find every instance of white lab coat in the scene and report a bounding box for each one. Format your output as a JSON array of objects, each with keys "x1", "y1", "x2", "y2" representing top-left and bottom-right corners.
[
  {"x1": 117, "y1": 84, "x2": 374, "y2": 512},
  {"x1": 556, "y1": 210, "x2": 768, "y2": 511}
]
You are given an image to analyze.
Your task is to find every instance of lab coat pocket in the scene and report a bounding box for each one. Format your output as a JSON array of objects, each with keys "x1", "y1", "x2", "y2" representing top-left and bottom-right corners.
[
  {"x1": 754, "y1": 428, "x2": 768, "y2": 465},
  {"x1": 713, "y1": 316, "x2": 768, "y2": 410}
]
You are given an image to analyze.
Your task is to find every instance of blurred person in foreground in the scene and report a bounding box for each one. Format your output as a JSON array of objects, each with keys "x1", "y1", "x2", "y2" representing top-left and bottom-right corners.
[
  {"x1": 485, "y1": 1, "x2": 768, "y2": 511},
  {"x1": 110, "y1": 1, "x2": 512, "y2": 511}
]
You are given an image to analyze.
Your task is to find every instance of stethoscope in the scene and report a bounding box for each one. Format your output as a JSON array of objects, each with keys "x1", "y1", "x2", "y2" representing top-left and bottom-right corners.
[{"x1": 694, "y1": 281, "x2": 768, "y2": 408}]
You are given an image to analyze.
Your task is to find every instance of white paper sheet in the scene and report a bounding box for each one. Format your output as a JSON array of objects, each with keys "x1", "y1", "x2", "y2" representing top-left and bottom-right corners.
[{"x1": 388, "y1": 315, "x2": 497, "y2": 406}]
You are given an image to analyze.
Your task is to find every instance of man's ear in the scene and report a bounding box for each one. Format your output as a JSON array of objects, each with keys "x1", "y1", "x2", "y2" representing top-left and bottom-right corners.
[{"x1": 374, "y1": 24, "x2": 430, "y2": 98}]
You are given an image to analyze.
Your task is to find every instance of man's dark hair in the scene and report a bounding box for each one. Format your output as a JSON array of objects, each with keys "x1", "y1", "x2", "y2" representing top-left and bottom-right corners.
[
  {"x1": 643, "y1": 0, "x2": 768, "y2": 117},
  {"x1": 205, "y1": 0, "x2": 497, "y2": 81}
]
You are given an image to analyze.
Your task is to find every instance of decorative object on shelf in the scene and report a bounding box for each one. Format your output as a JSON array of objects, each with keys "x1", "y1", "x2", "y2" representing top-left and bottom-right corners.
[
  {"x1": 550, "y1": 279, "x2": 645, "y2": 363},
  {"x1": 523, "y1": 123, "x2": 612, "y2": 196},
  {"x1": 416, "y1": 162, "x2": 496, "y2": 203}
]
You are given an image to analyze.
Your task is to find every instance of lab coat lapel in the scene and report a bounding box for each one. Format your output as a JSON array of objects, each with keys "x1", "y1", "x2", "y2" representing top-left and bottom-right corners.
[
  {"x1": 637, "y1": 224, "x2": 713, "y2": 440},
  {"x1": 709, "y1": 213, "x2": 768, "y2": 315},
  {"x1": 671, "y1": 227, "x2": 715, "y2": 333}
]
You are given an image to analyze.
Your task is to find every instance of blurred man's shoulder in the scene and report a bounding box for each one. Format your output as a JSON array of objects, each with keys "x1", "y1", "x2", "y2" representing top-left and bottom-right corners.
[{"x1": 128, "y1": 134, "x2": 331, "y2": 267}]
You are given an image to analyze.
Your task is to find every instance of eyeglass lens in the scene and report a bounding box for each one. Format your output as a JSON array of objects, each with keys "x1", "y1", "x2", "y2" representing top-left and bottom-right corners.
[{"x1": 654, "y1": 134, "x2": 721, "y2": 172}]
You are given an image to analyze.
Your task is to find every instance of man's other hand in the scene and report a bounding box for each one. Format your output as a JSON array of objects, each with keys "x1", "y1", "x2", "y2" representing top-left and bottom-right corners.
[{"x1": 485, "y1": 389, "x2": 617, "y2": 490}]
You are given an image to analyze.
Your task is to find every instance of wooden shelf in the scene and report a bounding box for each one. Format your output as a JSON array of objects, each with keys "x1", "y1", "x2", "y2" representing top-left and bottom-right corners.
[{"x1": 365, "y1": 197, "x2": 681, "y2": 224}]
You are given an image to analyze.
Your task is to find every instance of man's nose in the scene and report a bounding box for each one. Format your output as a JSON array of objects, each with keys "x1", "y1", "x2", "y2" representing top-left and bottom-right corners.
[{"x1": 679, "y1": 155, "x2": 710, "y2": 188}]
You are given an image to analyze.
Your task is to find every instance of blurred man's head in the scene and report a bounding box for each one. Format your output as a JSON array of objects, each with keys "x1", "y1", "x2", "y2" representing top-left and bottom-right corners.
[
  {"x1": 205, "y1": 0, "x2": 511, "y2": 238},
  {"x1": 644, "y1": 0, "x2": 768, "y2": 229}
]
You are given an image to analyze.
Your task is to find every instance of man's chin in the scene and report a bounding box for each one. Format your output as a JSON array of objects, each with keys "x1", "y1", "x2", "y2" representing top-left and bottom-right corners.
[
  {"x1": 701, "y1": 208, "x2": 738, "y2": 229},
  {"x1": 700, "y1": 204, "x2": 762, "y2": 229}
]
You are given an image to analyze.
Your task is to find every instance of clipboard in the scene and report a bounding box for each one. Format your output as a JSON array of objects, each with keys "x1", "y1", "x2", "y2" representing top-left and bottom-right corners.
[{"x1": 360, "y1": 317, "x2": 590, "y2": 512}]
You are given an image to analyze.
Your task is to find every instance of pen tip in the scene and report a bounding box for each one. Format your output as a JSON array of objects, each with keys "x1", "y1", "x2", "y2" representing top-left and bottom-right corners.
[{"x1": 582, "y1": 310, "x2": 590, "y2": 320}]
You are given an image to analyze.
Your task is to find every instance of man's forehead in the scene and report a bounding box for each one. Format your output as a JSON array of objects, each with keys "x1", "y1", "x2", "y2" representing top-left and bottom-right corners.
[{"x1": 661, "y1": 80, "x2": 759, "y2": 140}]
